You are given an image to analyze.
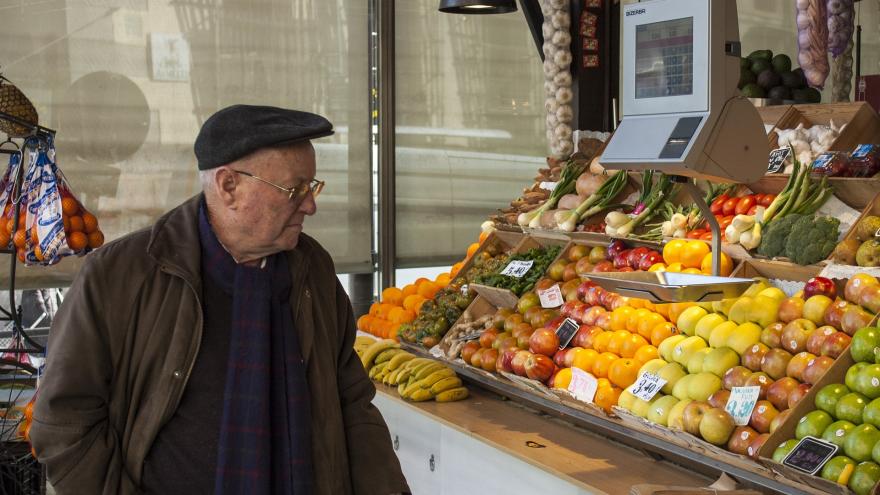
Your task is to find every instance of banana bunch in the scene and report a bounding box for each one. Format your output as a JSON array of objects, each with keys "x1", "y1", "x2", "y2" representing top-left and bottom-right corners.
[{"x1": 359, "y1": 339, "x2": 468, "y2": 403}]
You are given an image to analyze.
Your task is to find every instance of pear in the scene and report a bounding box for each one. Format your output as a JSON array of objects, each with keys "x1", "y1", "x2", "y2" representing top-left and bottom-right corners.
[{"x1": 728, "y1": 297, "x2": 754, "y2": 325}]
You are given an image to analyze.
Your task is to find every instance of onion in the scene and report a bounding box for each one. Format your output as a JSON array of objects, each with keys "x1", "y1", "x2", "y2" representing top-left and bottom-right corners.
[
  {"x1": 539, "y1": 209, "x2": 559, "y2": 229},
  {"x1": 589, "y1": 156, "x2": 606, "y2": 175},
  {"x1": 576, "y1": 172, "x2": 606, "y2": 197},
  {"x1": 558, "y1": 193, "x2": 585, "y2": 210}
]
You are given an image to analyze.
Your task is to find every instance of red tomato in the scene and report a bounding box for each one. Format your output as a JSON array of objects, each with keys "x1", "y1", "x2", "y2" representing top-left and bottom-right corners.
[
  {"x1": 747, "y1": 205, "x2": 758, "y2": 216},
  {"x1": 752, "y1": 194, "x2": 764, "y2": 205},
  {"x1": 759, "y1": 194, "x2": 775, "y2": 207},
  {"x1": 718, "y1": 216, "x2": 734, "y2": 230},
  {"x1": 735, "y1": 195, "x2": 756, "y2": 216},
  {"x1": 699, "y1": 231, "x2": 713, "y2": 241},
  {"x1": 722, "y1": 197, "x2": 740, "y2": 216},
  {"x1": 687, "y1": 229, "x2": 706, "y2": 239},
  {"x1": 710, "y1": 194, "x2": 729, "y2": 215}
]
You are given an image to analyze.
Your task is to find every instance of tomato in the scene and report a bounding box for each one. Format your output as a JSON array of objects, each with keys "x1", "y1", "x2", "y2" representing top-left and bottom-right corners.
[
  {"x1": 710, "y1": 194, "x2": 729, "y2": 215},
  {"x1": 722, "y1": 197, "x2": 740, "y2": 216},
  {"x1": 747, "y1": 205, "x2": 758, "y2": 216},
  {"x1": 759, "y1": 194, "x2": 775, "y2": 207},
  {"x1": 752, "y1": 194, "x2": 764, "y2": 205},
  {"x1": 687, "y1": 229, "x2": 706, "y2": 239},
  {"x1": 699, "y1": 231, "x2": 713, "y2": 241},
  {"x1": 735, "y1": 195, "x2": 757, "y2": 215},
  {"x1": 718, "y1": 216, "x2": 734, "y2": 230}
]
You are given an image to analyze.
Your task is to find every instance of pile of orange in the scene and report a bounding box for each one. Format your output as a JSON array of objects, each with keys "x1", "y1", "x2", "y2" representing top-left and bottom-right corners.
[
  {"x1": 0, "y1": 195, "x2": 104, "y2": 263},
  {"x1": 652, "y1": 239, "x2": 734, "y2": 277},
  {"x1": 357, "y1": 276, "x2": 449, "y2": 341}
]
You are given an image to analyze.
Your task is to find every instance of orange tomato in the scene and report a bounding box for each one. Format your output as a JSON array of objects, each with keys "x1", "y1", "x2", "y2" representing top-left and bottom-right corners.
[
  {"x1": 450, "y1": 262, "x2": 464, "y2": 277},
  {"x1": 686, "y1": 229, "x2": 706, "y2": 239},
  {"x1": 650, "y1": 322, "x2": 680, "y2": 347},
  {"x1": 572, "y1": 348, "x2": 599, "y2": 372},
  {"x1": 369, "y1": 302, "x2": 381, "y2": 317},
  {"x1": 633, "y1": 345, "x2": 659, "y2": 364},
  {"x1": 381, "y1": 287, "x2": 404, "y2": 306},
  {"x1": 592, "y1": 352, "x2": 619, "y2": 378},
  {"x1": 619, "y1": 334, "x2": 649, "y2": 359},
  {"x1": 606, "y1": 330, "x2": 631, "y2": 355},
  {"x1": 700, "y1": 252, "x2": 734, "y2": 277},
  {"x1": 665, "y1": 262, "x2": 684, "y2": 273},
  {"x1": 648, "y1": 262, "x2": 667, "y2": 272},
  {"x1": 594, "y1": 386, "x2": 622, "y2": 413},
  {"x1": 680, "y1": 240, "x2": 711, "y2": 269},
  {"x1": 608, "y1": 358, "x2": 640, "y2": 389},
  {"x1": 662, "y1": 239, "x2": 688, "y2": 265},
  {"x1": 681, "y1": 267, "x2": 704, "y2": 275}
]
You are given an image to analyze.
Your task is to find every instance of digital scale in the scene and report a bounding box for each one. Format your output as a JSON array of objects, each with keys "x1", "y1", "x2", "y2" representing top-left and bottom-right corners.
[{"x1": 591, "y1": 0, "x2": 766, "y2": 301}]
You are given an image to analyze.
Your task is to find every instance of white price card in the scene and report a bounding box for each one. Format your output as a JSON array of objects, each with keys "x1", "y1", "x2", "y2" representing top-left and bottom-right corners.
[
  {"x1": 539, "y1": 181, "x2": 558, "y2": 192},
  {"x1": 726, "y1": 386, "x2": 761, "y2": 426},
  {"x1": 538, "y1": 285, "x2": 563, "y2": 308},
  {"x1": 500, "y1": 260, "x2": 534, "y2": 278},
  {"x1": 460, "y1": 284, "x2": 469, "y2": 297},
  {"x1": 628, "y1": 372, "x2": 667, "y2": 402},
  {"x1": 568, "y1": 367, "x2": 598, "y2": 403}
]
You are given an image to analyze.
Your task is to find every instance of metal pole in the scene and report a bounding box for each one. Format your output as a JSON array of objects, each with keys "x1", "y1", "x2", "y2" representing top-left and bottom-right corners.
[
  {"x1": 681, "y1": 179, "x2": 721, "y2": 276},
  {"x1": 377, "y1": 0, "x2": 396, "y2": 290}
]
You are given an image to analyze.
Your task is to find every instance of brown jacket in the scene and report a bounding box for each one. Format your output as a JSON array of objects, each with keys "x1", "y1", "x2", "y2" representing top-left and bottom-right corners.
[{"x1": 30, "y1": 195, "x2": 409, "y2": 495}]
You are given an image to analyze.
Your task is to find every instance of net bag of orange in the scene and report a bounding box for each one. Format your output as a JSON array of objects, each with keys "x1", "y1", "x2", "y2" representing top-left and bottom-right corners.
[{"x1": 0, "y1": 144, "x2": 25, "y2": 256}]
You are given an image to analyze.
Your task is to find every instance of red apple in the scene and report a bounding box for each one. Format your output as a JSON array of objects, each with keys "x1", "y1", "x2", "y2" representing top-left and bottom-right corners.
[
  {"x1": 553, "y1": 348, "x2": 570, "y2": 368},
  {"x1": 806, "y1": 326, "x2": 838, "y2": 355},
  {"x1": 742, "y1": 343, "x2": 770, "y2": 372},
  {"x1": 582, "y1": 306, "x2": 606, "y2": 326},
  {"x1": 524, "y1": 353, "x2": 555, "y2": 381},
  {"x1": 761, "y1": 323, "x2": 785, "y2": 349},
  {"x1": 842, "y1": 306, "x2": 874, "y2": 336},
  {"x1": 747, "y1": 433, "x2": 771, "y2": 460},
  {"x1": 481, "y1": 348, "x2": 499, "y2": 372},
  {"x1": 788, "y1": 383, "x2": 812, "y2": 409},
  {"x1": 563, "y1": 347, "x2": 584, "y2": 368},
  {"x1": 470, "y1": 348, "x2": 486, "y2": 367},
  {"x1": 583, "y1": 286, "x2": 603, "y2": 306},
  {"x1": 820, "y1": 332, "x2": 851, "y2": 359},
  {"x1": 683, "y1": 401, "x2": 712, "y2": 436},
  {"x1": 781, "y1": 319, "x2": 817, "y2": 354},
  {"x1": 770, "y1": 409, "x2": 793, "y2": 433},
  {"x1": 606, "y1": 239, "x2": 628, "y2": 261},
  {"x1": 824, "y1": 300, "x2": 850, "y2": 330},
  {"x1": 577, "y1": 280, "x2": 596, "y2": 299},
  {"x1": 767, "y1": 377, "x2": 800, "y2": 411},
  {"x1": 560, "y1": 300, "x2": 581, "y2": 318},
  {"x1": 511, "y1": 350, "x2": 532, "y2": 376},
  {"x1": 570, "y1": 304, "x2": 588, "y2": 324},
  {"x1": 760, "y1": 348, "x2": 794, "y2": 380},
  {"x1": 804, "y1": 276, "x2": 837, "y2": 300},
  {"x1": 592, "y1": 261, "x2": 614, "y2": 273},
  {"x1": 496, "y1": 336, "x2": 518, "y2": 352},
  {"x1": 595, "y1": 312, "x2": 612, "y2": 330},
  {"x1": 749, "y1": 400, "x2": 780, "y2": 434},
  {"x1": 516, "y1": 328, "x2": 535, "y2": 349},
  {"x1": 572, "y1": 325, "x2": 602, "y2": 348},
  {"x1": 723, "y1": 366, "x2": 754, "y2": 390},
  {"x1": 845, "y1": 274, "x2": 880, "y2": 305},
  {"x1": 728, "y1": 426, "x2": 760, "y2": 455},
  {"x1": 479, "y1": 329, "x2": 499, "y2": 349},
  {"x1": 575, "y1": 258, "x2": 595, "y2": 278},
  {"x1": 745, "y1": 372, "x2": 774, "y2": 400},
  {"x1": 858, "y1": 284, "x2": 880, "y2": 315},
  {"x1": 546, "y1": 366, "x2": 560, "y2": 388},
  {"x1": 529, "y1": 328, "x2": 560, "y2": 356},
  {"x1": 708, "y1": 389, "x2": 731, "y2": 409},
  {"x1": 638, "y1": 251, "x2": 664, "y2": 271},
  {"x1": 613, "y1": 251, "x2": 632, "y2": 270},
  {"x1": 627, "y1": 247, "x2": 651, "y2": 270},
  {"x1": 786, "y1": 352, "x2": 817, "y2": 382},
  {"x1": 496, "y1": 347, "x2": 518, "y2": 373},
  {"x1": 460, "y1": 341, "x2": 480, "y2": 364},
  {"x1": 777, "y1": 297, "x2": 805, "y2": 323},
  {"x1": 803, "y1": 356, "x2": 835, "y2": 385}
]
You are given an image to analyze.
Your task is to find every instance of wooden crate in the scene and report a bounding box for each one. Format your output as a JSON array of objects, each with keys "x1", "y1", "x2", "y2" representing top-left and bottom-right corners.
[
  {"x1": 437, "y1": 295, "x2": 496, "y2": 360},
  {"x1": 748, "y1": 175, "x2": 880, "y2": 212},
  {"x1": 453, "y1": 230, "x2": 524, "y2": 285},
  {"x1": 731, "y1": 259, "x2": 822, "y2": 283}
]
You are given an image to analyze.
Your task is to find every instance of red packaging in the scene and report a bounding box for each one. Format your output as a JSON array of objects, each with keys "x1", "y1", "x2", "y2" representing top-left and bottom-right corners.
[
  {"x1": 810, "y1": 151, "x2": 849, "y2": 176},
  {"x1": 848, "y1": 144, "x2": 880, "y2": 177}
]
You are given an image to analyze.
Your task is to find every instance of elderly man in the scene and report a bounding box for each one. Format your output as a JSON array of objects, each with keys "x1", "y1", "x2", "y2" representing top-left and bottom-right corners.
[{"x1": 30, "y1": 105, "x2": 409, "y2": 495}]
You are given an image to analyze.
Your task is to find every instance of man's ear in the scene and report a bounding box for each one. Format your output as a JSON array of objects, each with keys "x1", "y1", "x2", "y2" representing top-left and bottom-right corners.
[{"x1": 214, "y1": 167, "x2": 239, "y2": 208}]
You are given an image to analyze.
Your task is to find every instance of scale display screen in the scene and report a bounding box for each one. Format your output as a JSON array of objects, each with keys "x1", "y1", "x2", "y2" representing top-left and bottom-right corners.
[{"x1": 635, "y1": 17, "x2": 694, "y2": 99}]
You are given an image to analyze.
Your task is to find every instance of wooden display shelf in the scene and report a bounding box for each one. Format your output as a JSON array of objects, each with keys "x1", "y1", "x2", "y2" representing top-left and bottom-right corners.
[{"x1": 748, "y1": 175, "x2": 880, "y2": 211}]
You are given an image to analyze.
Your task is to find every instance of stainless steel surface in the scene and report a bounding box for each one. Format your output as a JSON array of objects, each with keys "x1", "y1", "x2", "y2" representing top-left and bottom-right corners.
[
  {"x1": 586, "y1": 271, "x2": 754, "y2": 302},
  {"x1": 378, "y1": 0, "x2": 396, "y2": 290},
  {"x1": 681, "y1": 180, "x2": 722, "y2": 276}
]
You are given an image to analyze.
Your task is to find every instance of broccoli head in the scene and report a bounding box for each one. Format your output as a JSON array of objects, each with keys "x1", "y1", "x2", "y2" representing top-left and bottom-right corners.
[
  {"x1": 784, "y1": 215, "x2": 840, "y2": 265},
  {"x1": 757, "y1": 214, "x2": 804, "y2": 258}
]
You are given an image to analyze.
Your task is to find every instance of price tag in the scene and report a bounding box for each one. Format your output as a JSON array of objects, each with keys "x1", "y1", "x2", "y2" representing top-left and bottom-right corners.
[
  {"x1": 461, "y1": 284, "x2": 469, "y2": 297},
  {"x1": 628, "y1": 372, "x2": 666, "y2": 402},
  {"x1": 726, "y1": 386, "x2": 761, "y2": 426},
  {"x1": 540, "y1": 181, "x2": 558, "y2": 191},
  {"x1": 783, "y1": 436, "x2": 839, "y2": 475},
  {"x1": 538, "y1": 285, "x2": 563, "y2": 308},
  {"x1": 567, "y1": 367, "x2": 598, "y2": 403},
  {"x1": 767, "y1": 147, "x2": 791, "y2": 173},
  {"x1": 554, "y1": 318, "x2": 580, "y2": 349},
  {"x1": 500, "y1": 260, "x2": 534, "y2": 278}
]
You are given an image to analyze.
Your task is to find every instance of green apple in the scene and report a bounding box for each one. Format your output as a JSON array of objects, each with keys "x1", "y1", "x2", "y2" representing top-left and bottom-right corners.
[
  {"x1": 846, "y1": 424, "x2": 880, "y2": 462},
  {"x1": 672, "y1": 336, "x2": 708, "y2": 366},
  {"x1": 855, "y1": 364, "x2": 880, "y2": 399},
  {"x1": 708, "y1": 321, "x2": 739, "y2": 349},
  {"x1": 647, "y1": 395, "x2": 680, "y2": 426},
  {"x1": 772, "y1": 438, "x2": 799, "y2": 462},
  {"x1": 686, "y1": 348, "x2": 712, "y2": 374},
  {"x1": 837, "y1": 392, "x2": 870, "y2": 424},
  {"x1": 822, "y1": 420, "x2": 856, "y2": 449},
  {"x1": 617, "y1": 389, "x2": 638, "y2": 411},
  {"x1": 672, "y1": 374, "x2": 696, "y2": 401},
  {"x1": 657, "y1": 362, "x2": 687, "y2": 395},
  {"x1": 659, "y1": 335, "x2": 687, "y2": 362},
  {"x1": 748, "y1": 295, "x2": 782, "y2": 328},
  {"x1": 725, "y1": 322, "x2": 763, "y2": 356},
  {"x1": 849, "y1": 461, "x2": 880, "y2": 495},
  {"x1": 852, "y1": 327, "x2": 880, "y2": 364},
  {"x1": 631, "y1": 397, "x2": 653, "y2": 418},
  {"x1": 815, "y1": 383, "x2": 851, "y2": 416},
  {"x1": 702, "y1": 347, "x2": 740, "y2": 378},
  {"x1": 796, "y1": 410, "x2": 834, "y2": 440},
  {"x1": 677, "y1": 306, "x2": 708, "y2": 336},
  {"x1": 688, "y1": 372, "x2": 722, "y2": 402},
  {"x1": 698, "y1": 407, "x2": 736, "y2": 445},
  {"x1": 667, "y1": 398, "x2": 692, "y2": 430},
  {"x1": 695, "y1": 313, "x2": 726, "y2": 342},
  {"x1": 758, "y1": 287, "x2": 786, "y2": 302},
  {"x1": 848, "y1": 363, "x2": 871, "y2": 391},
  {"x1": 821, "y1": 455, "x2": 857, "y2": 483}
]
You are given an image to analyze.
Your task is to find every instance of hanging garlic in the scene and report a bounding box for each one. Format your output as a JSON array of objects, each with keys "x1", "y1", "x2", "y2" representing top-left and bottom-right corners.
[
  {"x1": 554, "y1": 124, "x2": 572, "y2": 140},
  {"x1": 545, "y1": 97, "x2": 559, "y2": 113},
  {"x1": 542, "y1": 42, "x2": 555, "y2": 59},
  {"x1": 556, "y1": 105, "x2": 573, "y2": 122},
  {"x1": 550, "y1": 0, "x2": 566, "y2": 8},
  {"x1": 553, "y1": 71, "x2": 572, "y2": 86},
  {"x1": 554, "y1": 50, "x2": 572, "y2": 68},
  {"x1": 542, "y1": 22, "x2": 555, "y2": 39},
  {"x1": 551, "y1": 31, "x2": 571, "y2": 46},
  {"x1": 547, "y1": 114, "x2": 559, "y2": 128},
  {"x1": 555, "y1": 87, "x2": 573, "y2": 104},
  {"x1": 551, "y1": 12, "x2": 570, "y2": 29},
  {"x1": 543, "y1": 60, "x2": 560, "y2": 76},
  {"x1": 544, "y1": 81, "x2": 557, "y2": 96}
]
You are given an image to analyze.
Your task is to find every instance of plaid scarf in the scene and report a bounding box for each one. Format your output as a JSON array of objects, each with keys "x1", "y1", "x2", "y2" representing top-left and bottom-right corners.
[{"x1": 198, "y1": 203, "x2": 313, "y2": 495}]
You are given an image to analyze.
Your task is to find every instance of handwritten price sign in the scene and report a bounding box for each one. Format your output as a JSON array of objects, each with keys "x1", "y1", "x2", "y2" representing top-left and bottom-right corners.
[
  {"x1": 500, "y1": 260, "x2": 534, "y2": 278},
  {"x1": 628, "y1": 372, "x2": 666, "y2": 402}
]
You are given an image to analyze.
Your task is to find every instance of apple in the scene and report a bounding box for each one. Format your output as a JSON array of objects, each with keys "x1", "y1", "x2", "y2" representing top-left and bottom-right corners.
[
  {"x1": 728, "y1": 425, "x2": 760, "y2": 455},
  {"x1": 613, "y1": 251, "x2": 631, "y2": 270},
  {"x1": 639, "y1": 251, "x2": 664, "y2": 271},
  {"x1": 708, "y1": 389, "x2": 731, "y2": 409},
  {"x1": 770, "y1": 409, "x2": 793, "y2": 434},
  {"x1": 676, "y1": 306, "x2": 709, "y2": 337},
  {"x1": 803, "y1": 295, "x2": 834, "y2": 326},
  {"x1": 745, "y1": 372, "x2": 774, "y2": 400},
  {"x1": 559, "y1": 300, "x2": 581, "y2": 318},
  {"x1": 659, "y1": 335, "x2": 687, "y2": 362},
  {"x1": 478, "y1": 329, "x2": 498, "y2": 349},
  {"x1": 631, "y1": 397, "x2": 654, "y2": 418},
  {"x1": 821, "y1": 332, "x2": 851, "y2": 359},
  {"x1": 788, "y1": 382, "x2": 812, "y2": 409},
  {"x1": 747, "y1": 433, "x2": 771, "y2": 460},
  {"x1": 562, "y1": 263, "x2": 578, "y2": 282},
  {"x1": 695, "y1": 313, "x2": 726, "y2": 342},
  {"x1": 708, "y1": 322, "x2": 739, "y2": 349},
  {"x1": 682, "y1": 401, "x2": 712, "y2": 436},
  {"x1": 626, "y1": 247, "x2": 650, "y2": 270},
  {"x1": 592, "y1": 260, "x2": 614, "y2": 273},
  {"x1": 672, "y1": 336, "x2": 709, "y2": 367},
  {"x1": 571, "y1": 325, "x2": 601, "y2": 348},
  {"x1": 749, "y1": 295, "x2": 783, "y2": 328},
  {"x1": 786, "y1": 352, "x2": 816, "y2": 382},
  {"x1": 760, "y1": 348, "x2": 794, "y2": 381},
  {"x1": 842, "y1": 306, "x2": 875, "y2": 336},
  {"x1": 553, "y1": 348, "x2": 570, "y2": 368},
  {"x1": 702, "y1": 347, "x2": 741, "y2": 378},
  {"x1": 749, "y1": 400, "x2": 780, "y2": 434},
  {"x1": 511, "y1": 350, "x2": 533, "y2": 376},
  {"x1": 460, "y1": 341, "x2": 480, "y2": 364},
  {"x1": 824, "y1": 300, "x2": 850, "y2": 330},
  {"x1": 805, "y1": 277, "x2": 838, "y2": 300},
  {"x1": 595, "y1": 311, "x2": 612, "y2": 331},
  {"x1": 547, "y1": 260, "x2": 567, "y2": 281},
  {"x1": 806, "y1": 326, "x2": 838, "y2": 355},
  {"x1": 588, "y1": 245, "x2": 607, "y2": 264},
  {"x1": 568, "y1": 244, "x2": 589, "y2": 262},
  {"x1": 804, "y1": 356, "x2": 835, "y2": 385},
  {"x1": 516, "y1": 328, "x2": 535, "y2": 349},
  {"x1": 742, "y1": 343, "x2": 770, "y2": 372},
  {"x1": 767, "y1": 377, "x2": 800, "y2": 411},
  {"x1": 495, "y1": 336, "x2": 518, "y2": 352},
  {"x1": 852, "y1": 327, "x2": 880, "y2": 363},
  {"x1": 777, "y1": 297, "x2": 805, "y2": 323},
  {"x1": 688, "y1": 372, "x2": 722, "y2": 402},
  {"x1": 606, "y1": 239, "x2": 628, "y2": 261},
  {"x1": 723, "y1": 366, "x2": 754, "y2": 390},
  {"x1": 781, "y1": 319, "x2": 817, "y2": 354},
  {"x1": 858, "y1": 284, "x2": 880, "y2": 314},
  {"x1": 581, "y1": 307, "x2": 606, "y2": 327},
  {"x1": 647, "y1": 395, "x2": 680, "y2": 426},
  {"x1": 582, "y1": 285, "x2": 602, "y2": 306},
  {"x1": 524, "y1": 353, "x2": 555, "y2": 381},
  {"x1": 658, "y1": 362, "x2": 688, "y2": 395},
  {"x1": 481, "y1": 348, "x2": 499, "y2": 372},
  {"x1": 845, "y1": 273, "x2": 879, "y2": 305},
  {"x1": 700, "y1": 408, "x2": 736, "y2": 446},
  {"x1": 496, "y1": 347, "x2": 518, "y2": 373},
  {"x1": 667, "y1": 398, "x2": 693, "y2": 431},
  {"x1": 760, "y1": 323, "x2": 785, "y2": 349},
  {"x1": 726, "y1": 323, "x2": 763, "y2": 355},
  {"x1": 686, "y1": 348, "x2": 712, "y2": 374},
  {"x1": 672, "y1": 374, "x2": 696, "y2": 401}
]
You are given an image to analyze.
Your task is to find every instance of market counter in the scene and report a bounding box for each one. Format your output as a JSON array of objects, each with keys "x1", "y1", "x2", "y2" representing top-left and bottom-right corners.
[{"x1": 373, "y1": 384, "x2": 712, "y2": 495}]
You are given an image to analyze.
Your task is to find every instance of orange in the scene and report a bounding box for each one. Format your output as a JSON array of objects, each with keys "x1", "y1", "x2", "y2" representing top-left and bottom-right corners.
[
  {"x1": 654, "y1": 304, "x2": 670, "y2": 320},
  {"x1": 666, "y1": 302, "x2": 693, "y2": 324},
  {"x1": 607, "y1": 330, "x2": 631, "y2": 355},
  {"x1": 417, "y1": 281, "x2": 440, "y2": 299},
  {"x1": 466, "y1": 242, "x2": 480, "y2": 258},
  {"x1": 700, "y1": 251, "x2": 733, "y2": 276},
  {"x1": 88, "y1": 229, "x2": 105, "y2": 249},
  {"x1": 610, "y1": 306, "x2": 634, "y2": 332},
  {"x1": 553, "y1": 367, "x2": 573, "y2": 389},
  {"x1": 5, "y1": 218, "x2": 15, "y2": 235},
  {"x1": 596, "y1": 378, "x2": 612, "y2": 390},
  {"x1": 665, "y1": 262, "x2": 684, "y2": 273},
  {"x1": 572, "y1": 348, "x2": 599, "y2": 372},
  {"x1": 592, "y1": 352, "x2": 618, "y2": 378},
  {"x1": 681, "y1": 267, "x2": 704, "y2": 275},
  {"x1": 357, "y1": 314, "x2": 373, "y2": 332},
  {"x1": 0, "y1": 230, "x2": 9, "y2": 249},
  {"x1": 650, "y1": 321, "x2": 680, "y2": 347},
  {"x1": 619, "y1": 334, "x2": 649, "y2": 359},
  {"x1": 16, "y1": 249, "x2": 24, "y2": 263},
  {"x1": 662, "y1": 239, "x2": 688, "y2": 265},
  {"x1": 388, "y1": 323, "x2": 402, "y2": 341},
  {"x1": 608, "y1": 358, "x2": 640, "y2": 389},
  {"x1": 680, "y1": 240, "x2": 711, "y2": 269},
  {"x1": 61, "y1": 197, "x2": 79, "y2": 216},
  {"x1": 637, "y1": 313, "x2": 666, "y2": 340},
  {"x1": 387, "y1": 307, "x2": 405, "y2": 323},
  {"x1": 633, "y1": 345, "x2": 659, "y2": 364},
  {"x1": 594, "y1": 386, "x2": 622, "y2": 413},
  {"x1": 369, "y1": 302, "x2": 381, "y2": 317},
  {"x1": 450, "y1": 262, "x2": 464, "y2": 277},
  {"x1": 403, "y1": 294, "x2": 425, "y2": 311},
  {"x1": 381, "y1": 287, "x2": 404, "y2": 306},
  {"x1": 69, "y1": 216, "x2": 84, "y2": 232},
  {"x1": 375, "y1": 303, "x2": 394, "y2": 319},
  {"x1": 627, "y1": 298, "x2": 645, "y2": 309},
  {"x1": 592, "y1": 331, "x2": 612, "y2": 353},
  {"x1": 33, "y1": 244, "x2": 43, "y2": 262},
  {"x1": 62, "y1": 215, "x2": 71, "y2": 232},
  {"x1": 627, "y1": 308, "x2": 653, "y2": 333},
  {"x1": 401, "y1": 284, "x2": 418, "y2": 298},
  {"x1": 12, "y1": 229, "x2": 26, "y2": 249},
  {"x1": 29, "y1": 225, "x2": 38, "y2": 244},
  {"x1": 478, "y1": 230, "x2": 491, "y2": 243},
  {"x1": 435, "y1": 272, "x2": 451, "y2": 287},
  {"x1": 82, "y1": 212, "x2": 98, "y2": 234}
]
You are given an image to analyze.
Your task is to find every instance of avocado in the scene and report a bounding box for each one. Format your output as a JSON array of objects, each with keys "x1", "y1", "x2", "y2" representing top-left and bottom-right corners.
[
  {"x1": 771, "y1": 54, "x2": 792, "y2": 73},
  {"x1": 804, "y1": 87, "x2": 822, "y2": 103},
  {"x1": 780, "y1": 71, "x2": 801, "y2": 88},
  {"x1": 791, "y1": 88, "x2": 810, "y2": 103},
  {"x1": 747, "y1": 49, "x2": 773, "y2": 61},
  {"x1": 738, "y1": 68, "x2": 757, "y2": 89},
  {"x1": 792, "y1": 68, "x2": 808, "y2": 89},
  {"x1": 740, "y1": 57, "x2": 751, "y2": 71},
  {"x1": 757, "y1": 69, "x2": 782, "y2": 90},
  {"x1": 751, "y1": 59, "x2": 771, "y2": 76},
  {"x1": 768, "y1": 86, "x2": 791, "y2": 101},
  {"x1": 741, "y1": 83, "x2": 766, "y2": 98}
]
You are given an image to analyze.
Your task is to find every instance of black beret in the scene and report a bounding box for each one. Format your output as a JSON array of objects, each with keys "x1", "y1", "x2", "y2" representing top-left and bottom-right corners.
[{"x1": 194, "y1": 104, "x2": 334, "y2": 170}]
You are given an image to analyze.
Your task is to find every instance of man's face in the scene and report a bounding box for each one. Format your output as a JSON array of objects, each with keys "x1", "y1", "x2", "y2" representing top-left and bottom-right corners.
[{"x1": 231, "y1": 143, "x2": 318, "y2": 254}]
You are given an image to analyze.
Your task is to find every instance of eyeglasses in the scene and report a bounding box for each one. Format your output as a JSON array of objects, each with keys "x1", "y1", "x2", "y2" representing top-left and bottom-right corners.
[{"x1": 232, "y1": 170, "x2": 324, "y2": 202}]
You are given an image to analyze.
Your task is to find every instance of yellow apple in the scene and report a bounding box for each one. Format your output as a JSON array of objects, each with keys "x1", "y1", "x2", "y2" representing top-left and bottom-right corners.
[
  {"x1": 667, "y1": 398, "x2": 693, "y2": 430},
  {"x1": 638, "y1": 358, "x2": 668, "y2": 377},
  {"x1": 659, "y1": 335, "x2": 687, "y2": 362},
  {"x1": 702, "y1": 346, "x2": 741, "y2": 377},
  {"x1": 758, "y1": 287, "x2": 787, "y2": 302},
  {"x1": 748, "y1": 295, "x2": 782, "y2": 328},
  {"x1": 647, "y1": 395, "x2": 681, "y2": 426},
  {"x1": 677, "y1": 306, "x2": 709, "y2": 336},
  {"x1": 673, "y1": 336, "x2": 709, "y2": 366},
  {"x1": 726, "y1": 322, "x2": 763, "y2": 355},
  {"x1": 687, "y1": 347, "x2": 713, "y2": 374},
  {"x1": 728, "y1": 296, "x2": 754, "y2": 325},
  {"x1": 708, "y1": 321, "x2": 739, "y2": 349},
  {"x1": 673, "y1": 374, "x2": 696, "y2": 401},
  {"x1": 658, "y1": 362, "x2": 688, "y2": 395},
  {"x1": 617, "y1": 389, "x2": 638, "y2": 411},
  {"x1": 695, "y1": 313, "x2": 726, "y2": 342},
  {"x1": 688, "y1": 372, "x2": 723, "y2": 402},
  {"x1": 631, "y1": 397, "x2": 653, "y2": 418}
]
